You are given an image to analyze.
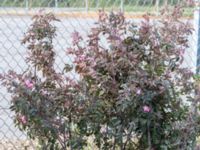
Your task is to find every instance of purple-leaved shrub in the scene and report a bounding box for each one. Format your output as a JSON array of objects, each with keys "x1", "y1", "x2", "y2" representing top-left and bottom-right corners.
[
  {"x1": 0, "y1": 6, "x2": 200, "y2": 150},
  {"x1": 68, "y1": 7, "x2": 200, "y2": 149},
  {"x1": 0, "y1": 12, "x2": 87, "y2": 149}
]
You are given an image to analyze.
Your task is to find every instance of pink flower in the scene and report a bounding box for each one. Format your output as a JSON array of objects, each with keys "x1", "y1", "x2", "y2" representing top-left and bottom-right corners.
[
  {"x1": 19, "y1": 115, "x2": 27, "y2": 125},
  {"x1": 143, "y1": 105, "x2": 151, "y2": 113},
  {"x1": 25, "y1": 80, "x2": 34, "y2": 89},
  {"x1": 136, "y1": 88, "x2": 141, "y2": 95}
]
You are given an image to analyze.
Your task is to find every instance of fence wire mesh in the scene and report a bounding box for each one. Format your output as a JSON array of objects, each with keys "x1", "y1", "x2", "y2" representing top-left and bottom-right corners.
[{"x1": 0, "y1": 0, "x2": 198, "y2": 149}]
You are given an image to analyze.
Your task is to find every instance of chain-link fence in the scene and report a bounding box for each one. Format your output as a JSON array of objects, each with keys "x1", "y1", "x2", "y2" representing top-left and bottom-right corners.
[{"x1": 0, "y1": 0, "x2": 198, "y2": 149}]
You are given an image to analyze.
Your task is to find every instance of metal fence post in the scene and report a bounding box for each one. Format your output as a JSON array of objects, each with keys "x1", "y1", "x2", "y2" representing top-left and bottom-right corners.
[
  {"x1": 85, "y1": 0, "x2": 89, "y2": 12},
  {"x1": 55, "y1": 0, "x2": 58, "y2": 8},
  {"x1": 25, "y1": 0, "x2": 29, "y2": 9},
  {"x1": 164, "y1": 0, "x2": 168, "y2": 5},
  {"x1": 156, "y1": 0, "x2": 160, "y2": 15},
  {"x1": 120, "y1": 0, "x2": 124, "y2": 12},
  {"x1": 195, "y1": 2, "x2": 200, "y2": 74},
  {"x1": 96, "y1": 0, "x2": 99, "y2": 8},
  {"x1": 193, "y1": 3, "x2": 200, "y2": 149}
]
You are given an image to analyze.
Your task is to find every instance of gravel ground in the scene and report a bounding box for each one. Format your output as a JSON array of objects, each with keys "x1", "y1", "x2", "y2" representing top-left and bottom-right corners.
[
  {"x1": 0, "y1": 139, "x2": 200, "y2": 150},
  {"x1": 0, "y1": 139, "x2": 36, "y2": 150}
]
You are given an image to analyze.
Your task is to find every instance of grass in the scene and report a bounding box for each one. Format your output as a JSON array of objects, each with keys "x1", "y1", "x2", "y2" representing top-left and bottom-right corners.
[
  {"x1": 0, "y1": 0, "x2": 194, "y2": 17},
  {"x1": 88, "y1": 6, "x2": 194, "y2": 17}
]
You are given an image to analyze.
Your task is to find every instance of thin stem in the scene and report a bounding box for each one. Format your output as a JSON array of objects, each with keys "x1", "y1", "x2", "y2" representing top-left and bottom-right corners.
[
  {"x1": 147, "y1": 115, "x2": 152, "y2": 150},
  {"x1": 120, "y1": 116, "x2": 124, "y2": 150},
  {"x1": 34, "y1": 65, "x2": 37, "y2": 82},
  {"x1": 63, "y1": 121, "x2": 67, "y2": 150},
  {"x1": 68, "y1": 113, "x2": 73, "y2": 150}
]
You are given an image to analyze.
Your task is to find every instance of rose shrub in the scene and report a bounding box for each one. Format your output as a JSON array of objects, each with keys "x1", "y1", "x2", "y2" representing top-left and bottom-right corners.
[
  {"x1": 0, "y1": 13, "x2": 87, "y2": 150},
  {"x1": 0, "y1": 6, "x2": 200, "y2": 150},
  {"x1": 68, "y1": 7, "x2": 200, "y2": 149}
]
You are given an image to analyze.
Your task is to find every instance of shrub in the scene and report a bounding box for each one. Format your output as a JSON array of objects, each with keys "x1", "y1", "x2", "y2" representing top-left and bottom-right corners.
[
  {"x1": 68, "y1": 8, "x2": 200, "y2": 149},
  {"x1": 0, "y1": 12, "x2": 86, "y2": 149},
  {"x1": 0, "y1": 6, "x2": 200, "y2": 150}
]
